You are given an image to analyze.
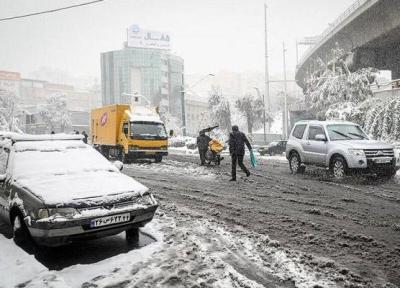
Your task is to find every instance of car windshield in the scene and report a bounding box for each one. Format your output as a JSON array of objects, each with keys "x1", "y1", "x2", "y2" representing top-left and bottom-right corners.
[
  {"x1": 326, "y1": 124, "x2": 369, "y2": 141},
  {"x1": 12, "y1": 140, "x2": 117, "y2": 179},
  {"x1": 130, "y1": 121, "x2": 167, "y2": 139}
]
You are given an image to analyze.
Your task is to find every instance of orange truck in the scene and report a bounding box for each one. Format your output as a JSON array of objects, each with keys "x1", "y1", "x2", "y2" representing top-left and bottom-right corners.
[{"x1": 91, "y1": 104, "x2": 168, "y2": 163}]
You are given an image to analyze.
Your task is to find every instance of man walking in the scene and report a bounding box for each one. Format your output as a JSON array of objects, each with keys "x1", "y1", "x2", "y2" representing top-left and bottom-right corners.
[
  {"x1": 228, "y1": 125, "x2": 252, "y2": 181},
  {"x1": 197, "y1": 130, "x2": 212, "y2": 165}
]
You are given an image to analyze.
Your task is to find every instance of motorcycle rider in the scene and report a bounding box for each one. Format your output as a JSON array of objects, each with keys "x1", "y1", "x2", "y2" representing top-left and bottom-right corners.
[
  {"x1": 197, "y1": 130, "x2": 212, "y2": 165},
  {"x1": 228, "y1": 125, "x2": 252, "y2": 181}
]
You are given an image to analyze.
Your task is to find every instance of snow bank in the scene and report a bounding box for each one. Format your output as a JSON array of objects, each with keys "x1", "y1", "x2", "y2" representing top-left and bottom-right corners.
[
  {"x1": 12, "y1": 141, "x2": 148, "y2": 205},
  {"x1": 0, "y1": 235, "x2": 68, "y2": 288}
]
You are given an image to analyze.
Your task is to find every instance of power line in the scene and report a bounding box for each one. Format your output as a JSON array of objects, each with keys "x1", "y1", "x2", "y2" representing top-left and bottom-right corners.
[{"x1": 0, "y1": 0, "x2": 104, "y2": 22}]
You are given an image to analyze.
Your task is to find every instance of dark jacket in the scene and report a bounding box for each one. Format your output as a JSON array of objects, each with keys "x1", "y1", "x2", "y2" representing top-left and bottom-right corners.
[
  {"x1": 229, "y1": 131, "x2": 252, "y2": 156},
  {"x1": 197, "y1": 134, "x2": 212, "y2": 151}
]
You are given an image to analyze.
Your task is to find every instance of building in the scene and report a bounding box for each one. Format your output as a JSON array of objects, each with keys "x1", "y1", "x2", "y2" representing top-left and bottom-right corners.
[
  {"x1": 185, "y1": 98, "x2": 209, "y2": 136},
  {"x1": 0, "y1": 70, "x2": 21, "y2": 97},
  {"x1": 101, "y1": 25, "x2": 184, "y2": 123},
  {"x1": 0, "y1": 70, "x2": 100, "y2": 134}
]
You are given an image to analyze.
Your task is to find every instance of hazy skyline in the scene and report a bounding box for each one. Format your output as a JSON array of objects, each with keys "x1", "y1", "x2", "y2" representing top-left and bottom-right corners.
[{"x1": 0, "y1": 0, "x2": 355, "y2": 81}]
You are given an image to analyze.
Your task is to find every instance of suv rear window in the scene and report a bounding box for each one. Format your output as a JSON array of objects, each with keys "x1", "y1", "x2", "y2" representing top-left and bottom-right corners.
[{"x1": 292, "y1": 124, "x2": 306, "y2": 139}]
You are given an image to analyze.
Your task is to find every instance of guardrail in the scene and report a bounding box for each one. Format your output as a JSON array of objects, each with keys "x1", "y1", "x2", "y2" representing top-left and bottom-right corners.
[{"x1": 297, "y1": 0, "x2": 374, "y2": 69}]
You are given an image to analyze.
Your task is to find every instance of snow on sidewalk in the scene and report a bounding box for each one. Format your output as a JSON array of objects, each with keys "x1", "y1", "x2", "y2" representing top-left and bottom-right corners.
[{"x1": 0, "y1": 235, "x2": 68, "y2": 288}]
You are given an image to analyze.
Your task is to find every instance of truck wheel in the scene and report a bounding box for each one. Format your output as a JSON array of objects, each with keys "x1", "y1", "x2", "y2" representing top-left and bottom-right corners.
[
  {"x1": 155, "y1": 155, "x2": 162, "y2": 163},
  {"x1": 330, "y1": 156, "x2": 348, "y2": 180},
  {"x1": 126, "y1": 227, "x2": 139, "y2": 245},
  {"x1": 120, "y1": 150, "x2": 129, "y2": 164},
  {"x1": 289, "y1": 152, "x2": 305, "y2": 174}
]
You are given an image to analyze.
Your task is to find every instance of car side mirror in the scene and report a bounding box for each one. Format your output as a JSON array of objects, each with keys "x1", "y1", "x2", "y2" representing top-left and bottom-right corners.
[
  {"x1": 113, "y1": 161, "x2": 124, "y2": 171},
  {"x1": 315, "y1": 134, "x2": 327, "y2": 141}
]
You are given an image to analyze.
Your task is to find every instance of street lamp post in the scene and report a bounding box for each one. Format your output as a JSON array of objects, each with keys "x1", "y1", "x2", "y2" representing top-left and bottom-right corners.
[
  {"x1": 181, "y1": 73, "x2": 214, "y2": 136},
  {"x1": 254, "y1": 87, "x2": 266, "y2": 144}
]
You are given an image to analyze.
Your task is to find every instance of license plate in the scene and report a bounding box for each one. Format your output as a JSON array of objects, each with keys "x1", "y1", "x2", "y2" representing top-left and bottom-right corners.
[
  {"x1": 374, "y1": 158, "x2": 391, "y2": 164},
  {"x1": 90, "y1": 213, "x2": 130, "y2": 228}
]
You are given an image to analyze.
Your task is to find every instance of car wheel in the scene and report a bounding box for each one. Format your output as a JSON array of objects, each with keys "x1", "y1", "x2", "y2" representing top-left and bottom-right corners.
[
  {"x1": 126, "y1": 227, "x2": 139, "y2": 245},
  {"x1": 155, "y1": 155, "x2": 162, "y2": 163},
  {"x1": 12, "y1": 212, "x2": 33, "y2": 249},
  {"x1": 289, "y1": 152, "x2": 305, "y2": 174},
  {"x1": 330, "y1": 156, "x2": 348, "y2": 180}
]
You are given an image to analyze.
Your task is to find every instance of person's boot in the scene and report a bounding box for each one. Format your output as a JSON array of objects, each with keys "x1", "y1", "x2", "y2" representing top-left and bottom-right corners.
[
  {"x1": 246, "y1": 171, "x2": 251, "y2": 177},
  {"x1": 229, "y1": 178, "x2": 236, "y2": 181}
]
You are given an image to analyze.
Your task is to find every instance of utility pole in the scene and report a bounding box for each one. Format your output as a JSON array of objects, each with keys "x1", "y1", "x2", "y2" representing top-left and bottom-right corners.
[
  {"x1": 181, "y1": 73, "x2": 186, "y2": 136},
  {"x1": 264, "y1": 2, "x2": 271, "y2": 133},
  {"x1": 282, "y1": 42, "x2": 288, "y2": 139}
]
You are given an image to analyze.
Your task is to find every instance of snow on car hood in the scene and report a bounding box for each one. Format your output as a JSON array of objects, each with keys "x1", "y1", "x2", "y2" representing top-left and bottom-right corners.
[
  {"x1": 332, "y1": 140, "x2": 394, "y2": 150},
  {"x1": 11, "y1": 140, "x2": 148, "y2": 205}
]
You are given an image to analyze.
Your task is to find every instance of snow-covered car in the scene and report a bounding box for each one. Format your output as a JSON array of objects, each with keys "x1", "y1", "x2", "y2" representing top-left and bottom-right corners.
[
  {"x1": 0, "y1": 133, "x2": 158, "y2": 247},
  {"x1": 286, "y1": 120, "x2": 400, "y2": 179}
]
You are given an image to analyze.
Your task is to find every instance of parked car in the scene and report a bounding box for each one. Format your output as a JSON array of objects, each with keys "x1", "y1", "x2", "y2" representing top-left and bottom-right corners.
[
  {"x1": 0, "y1": 133, "x2": 158, "y2": 247},
  {"x1": 286, "y1": 120, "x2": 400, "y2": 179},
  {"x1": 258, "y1": 141, "x2": 287, "y2": 156}
]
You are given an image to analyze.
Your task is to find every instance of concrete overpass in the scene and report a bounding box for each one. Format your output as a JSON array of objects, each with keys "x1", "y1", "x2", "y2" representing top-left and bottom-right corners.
[{"x1": 296, "y1": 0, "x2": 400, "y2": 88}]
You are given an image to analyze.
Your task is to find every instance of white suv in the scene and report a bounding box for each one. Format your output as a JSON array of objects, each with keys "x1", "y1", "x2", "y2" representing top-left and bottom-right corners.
[{"x1": 286, "y1": 120, "x2": 400, "y2": 179}]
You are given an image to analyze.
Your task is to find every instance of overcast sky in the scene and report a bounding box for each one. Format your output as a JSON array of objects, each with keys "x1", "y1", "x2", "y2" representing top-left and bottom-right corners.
[{"x1": 0, "y1": 0, "x2": 355, "y2": 80}]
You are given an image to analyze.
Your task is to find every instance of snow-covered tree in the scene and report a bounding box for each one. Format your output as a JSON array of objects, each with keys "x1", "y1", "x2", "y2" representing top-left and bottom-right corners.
[
  {"x1": 306, "y1": 46, "x2": 377, "y2": 119},
  {"x1": 0, "y1": 89, "x2": 22, "y2": 132},
  {"x1": 208, "y1": 86, "x2": 232, "y2": 134},
  {"x1": 39, "y1": 94, "x2": 71, "y2": 133},
  {"x1": 235, "y1": 94, "x2": 265, "y2": 134}
]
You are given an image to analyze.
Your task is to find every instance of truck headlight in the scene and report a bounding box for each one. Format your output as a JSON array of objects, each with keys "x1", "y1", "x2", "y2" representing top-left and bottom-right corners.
[
  {"x1": 48, "y1": 208, "x2": 78, "y2": 218},
  {"x1": 348, "y1": 149, "x2": 365, "y2": 157},
  {"x1": 160, "y1": 146, "x2": 167, "y2": 150}
]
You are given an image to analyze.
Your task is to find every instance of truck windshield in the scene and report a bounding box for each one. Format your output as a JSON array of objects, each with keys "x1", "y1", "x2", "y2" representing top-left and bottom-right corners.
[
  {"x1": 130, "y1": 121, "x2": 167, "y2": 139},
  {"x1": 327, "y1": 124, "x2": 369, "y2": 141}
]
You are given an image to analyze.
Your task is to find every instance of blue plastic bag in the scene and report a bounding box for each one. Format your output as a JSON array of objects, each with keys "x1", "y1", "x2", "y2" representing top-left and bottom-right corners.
[{"x1": 250, "y1": 150, "x2": 257, "y2": 168}]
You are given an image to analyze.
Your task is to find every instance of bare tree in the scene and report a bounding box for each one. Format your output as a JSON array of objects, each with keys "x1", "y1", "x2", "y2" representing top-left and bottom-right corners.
[
  {"x1": 0, "y1": 89, "x2": 22, "y2": 132},
  {"x1": 208, "y1": 86, "x2": 232, "y2": 133},
  {"x1": 39, "y1": 93, "x2": 71, "y2": 132}
]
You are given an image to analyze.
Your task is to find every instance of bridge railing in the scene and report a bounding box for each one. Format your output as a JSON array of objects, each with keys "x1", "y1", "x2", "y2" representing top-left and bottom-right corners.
[{"x1": 297, "y1": 0, "x2": 373, "y2": 69}]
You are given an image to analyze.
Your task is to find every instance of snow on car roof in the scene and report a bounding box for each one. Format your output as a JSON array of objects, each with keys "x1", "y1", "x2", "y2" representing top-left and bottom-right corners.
[{"x1": 0, "y1": 132, "x2": 83, "y2": 142}]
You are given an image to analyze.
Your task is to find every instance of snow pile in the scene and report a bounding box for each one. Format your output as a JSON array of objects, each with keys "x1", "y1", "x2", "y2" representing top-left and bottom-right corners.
[
  {"x1": 127, "y1": 159, "x2": 215, "y2": 179},
  {"x1": 57, "y1": 208, "x2": 337, "y2": 287},
  {"x1": 12, "y1": 141, "x2": 148, "y2": 204},
  {"x1": 0, "y1": 234, "x2": 68, "y2": 288}
]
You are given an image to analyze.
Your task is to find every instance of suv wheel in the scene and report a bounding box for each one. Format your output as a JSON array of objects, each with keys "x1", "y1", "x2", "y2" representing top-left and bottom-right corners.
[
  {"x1": 330, "y1": 156, "x2": 348, "y2": 180},
  {"x1": 289, "y1": 152, "x2": 305, "y2": 174}
]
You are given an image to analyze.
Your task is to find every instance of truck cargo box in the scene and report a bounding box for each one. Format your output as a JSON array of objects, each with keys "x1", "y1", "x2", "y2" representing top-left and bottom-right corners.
[{"x1": 91, "y1": 104, "x2": 130, "y2": 146}]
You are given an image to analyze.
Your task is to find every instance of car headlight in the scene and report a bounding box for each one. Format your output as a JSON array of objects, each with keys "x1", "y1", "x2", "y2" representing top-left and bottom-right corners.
[
  {"x1": 160, "y1": 146, "x2": 167, "y2": 150},
  {"x1": 37, "y1": 208, "x2": 49, "y2": 219},
  {"x1": 48, "y1": 208, "x2": 78, "y2": 218},
  {"x1": 348, "y1": 149, "x2": 365, "y2": 157},
  {"x1": 136, "y1": 194, "x2": 157, "y2": 206}
]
